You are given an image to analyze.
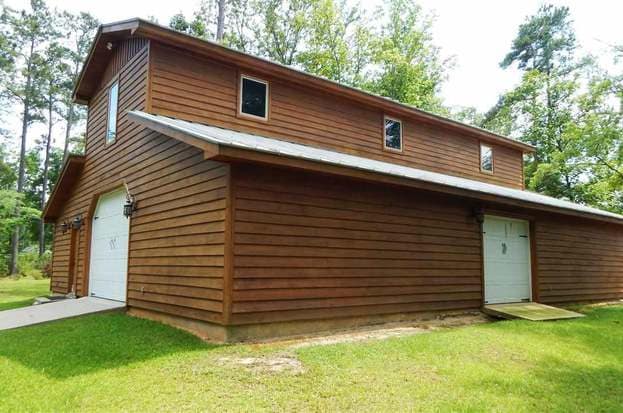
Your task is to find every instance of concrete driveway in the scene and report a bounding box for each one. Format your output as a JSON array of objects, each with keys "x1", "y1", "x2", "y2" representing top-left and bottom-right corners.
[{"x1": 0, "y1": 297, "x2": 125, "y2": 331}]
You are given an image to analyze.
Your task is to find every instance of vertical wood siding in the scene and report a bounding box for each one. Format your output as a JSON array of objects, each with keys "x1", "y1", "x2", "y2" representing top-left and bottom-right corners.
[
  {"x1": 230, "y1": 164, "x2": 483, "y2": 325},
  {"x1": 535, "y1": 216, "x2": 623, "y2": 303},
  {"x1": 98, "y1": 38, "x2": 148, "y2": 91},
  {"x1": 149, "y1": 43, "x2": 524, "y2": 189},
  {"x1": 50, "y1": 39, "x2": 229, "y2": 324}
]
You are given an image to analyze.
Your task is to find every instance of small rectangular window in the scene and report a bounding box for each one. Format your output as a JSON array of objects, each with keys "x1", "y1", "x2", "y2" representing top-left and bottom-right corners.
[
  {"x1": 384, "y1": 116, "x2": 403, "y2": 151},
  {"x1": 239, "y1": 75, "x2": 268, "y2": 120},
  {"x1": 106, "y1": 81, "x2": 119, "y2": 144},
  {"x1": 480, "y1": 143, "x2": 493, "y2": 173}
]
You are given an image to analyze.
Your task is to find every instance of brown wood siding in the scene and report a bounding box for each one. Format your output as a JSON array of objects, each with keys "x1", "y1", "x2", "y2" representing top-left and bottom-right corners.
[
  {"x1": 50, "y1": 39, "x2": 229, "y2": 324},
  {"x1": 535, "y1": 216, "x2": 623, "y2": 303},
  {"x1": 149, "y1": 43, "x2": 524, "y2": 190},
  {"x1": 230, "y1": 163, "x2": 483, "y2": 325}
]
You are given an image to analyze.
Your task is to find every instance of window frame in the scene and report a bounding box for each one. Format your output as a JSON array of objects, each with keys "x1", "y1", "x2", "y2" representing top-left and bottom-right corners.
[
  {"x1": 105, "y1": 79, "x2": 120, "y2": 146},
  {"x1": 382, "y1": 115, "x2": 404, "y2": 153},
  {"x1": 480, "y1": 142, "x2": 494, "y2": 174},
  {"x1": 238, "y1": 74, "x2": 270, "y2": 121}
]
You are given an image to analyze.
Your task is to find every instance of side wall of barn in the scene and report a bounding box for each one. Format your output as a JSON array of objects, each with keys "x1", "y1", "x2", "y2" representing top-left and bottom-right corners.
[{"x1": 227, "y1": 163, "x2": 484, "y2": 338}]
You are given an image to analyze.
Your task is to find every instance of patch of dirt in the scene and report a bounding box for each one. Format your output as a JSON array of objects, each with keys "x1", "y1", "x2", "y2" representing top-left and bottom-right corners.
[
  {"x1": 218, "y1": 355, "x2": 305, "y2": 375},
  {"x1": 286, "y1": 312, "x2": 491, "y2": 349}
]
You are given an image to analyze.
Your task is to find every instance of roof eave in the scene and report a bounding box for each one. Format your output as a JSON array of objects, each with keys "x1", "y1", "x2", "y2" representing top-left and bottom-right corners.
[
  {"x1": 127, "y1": 111, "x2": 621, "y2": 226},
  {"x1": 42, "y1": 155, "x2": 86, "y2": 222},
  {"x1": 72, "y1": 19, "x2": 141, "y2": 104}
]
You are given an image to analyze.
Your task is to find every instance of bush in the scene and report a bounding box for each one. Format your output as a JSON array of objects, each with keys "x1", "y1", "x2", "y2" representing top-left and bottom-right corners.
[{"x1": 17, "y1": 250, "x2": 52, "y2": 279}]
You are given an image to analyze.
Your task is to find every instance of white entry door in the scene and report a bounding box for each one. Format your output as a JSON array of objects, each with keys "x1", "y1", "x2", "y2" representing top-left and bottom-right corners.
[
  {"x1": 483, "y1": 216, "x2": 532, "y2": 304},
  {"x1": 88, "y1": 188, "x2": 130, "y2": 302}
]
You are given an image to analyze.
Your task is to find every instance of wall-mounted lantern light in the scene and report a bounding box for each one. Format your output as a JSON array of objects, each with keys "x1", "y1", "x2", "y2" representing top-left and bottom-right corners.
[
  {"x1": 472, "y1": 207, "x2": 485, "y2": 224},
  {"x1": 60, "y1": 221, "x2": 70, "y2": 234},
  {"x1": 72, "y1": 215, "x2": 83, "y2": 230},
  {"x1": 124, "y1": 194, "x2": 137, "y2": 218}
]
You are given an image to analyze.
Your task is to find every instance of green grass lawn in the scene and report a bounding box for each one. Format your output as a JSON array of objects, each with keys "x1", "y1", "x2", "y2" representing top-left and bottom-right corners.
[
  {"x1": 0, "y1": 277, "x2": 50, "y2": 311},
  {"x1": 1, "y1": 300, "x2": 622, "y2": 411}
]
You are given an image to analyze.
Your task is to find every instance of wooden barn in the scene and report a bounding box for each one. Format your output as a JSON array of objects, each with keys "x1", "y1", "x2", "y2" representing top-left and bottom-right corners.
[{"x1": 43, "y1": 19, "x2": 623, "y2": 341}]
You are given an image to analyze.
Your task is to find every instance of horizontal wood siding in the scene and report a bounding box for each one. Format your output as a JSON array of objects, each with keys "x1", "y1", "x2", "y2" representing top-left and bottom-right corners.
[
  {"x1": 535, "y1": 216, "x2": 623, "y2": 303},
  {"x1": 50, "y1": 39, "x2": 229, "y2": 324},
  {"x1": 149, "y1": 43, "x2": 524, "y2": 189},
  {"x1": 230, "y1": 164, "x2": 483, "y2": 325}
]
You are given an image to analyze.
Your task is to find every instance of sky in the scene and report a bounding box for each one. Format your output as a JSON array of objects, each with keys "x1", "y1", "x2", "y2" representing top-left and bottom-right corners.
[{"x1": 2, "y1": 0, "x2": 622, "y2": 145}]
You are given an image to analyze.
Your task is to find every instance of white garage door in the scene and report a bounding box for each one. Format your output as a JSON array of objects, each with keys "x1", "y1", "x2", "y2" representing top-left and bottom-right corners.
[
  {"x1": 483, "y1": 216, "x2": 532, "y2": 304},
  {"x1": 88, "y1": 188, "x2": 129, "y2": 302}
]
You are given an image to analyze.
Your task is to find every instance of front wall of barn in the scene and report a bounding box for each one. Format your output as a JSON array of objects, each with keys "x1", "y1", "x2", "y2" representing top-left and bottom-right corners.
[{"x1": 50, "y1": 39, "x2": 230, "y2": 326}]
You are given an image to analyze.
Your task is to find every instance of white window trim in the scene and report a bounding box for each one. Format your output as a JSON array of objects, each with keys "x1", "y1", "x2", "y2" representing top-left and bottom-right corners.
[
  {"x1": 106, "y1": 80, "x2": 119, "y2": 145},
  {"x1": 239, "y1": 74, "x2": 269, "y2": 121},
  {"x1": 383, "y1": 115, "x2": 403, "y2": 152},
  {"x1": 480, "y1": 143, "x2": 494, "y2": 174}
]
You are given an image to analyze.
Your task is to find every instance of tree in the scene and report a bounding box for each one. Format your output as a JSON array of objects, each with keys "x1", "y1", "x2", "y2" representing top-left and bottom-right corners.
[
  {"x1": 254, "y1": 0, "x2": 315, "y2": 66},
  {"x1": 35, "y1": 41, "x2": 69, "y2": 255},
  {"x1": 484, "y1": 4, "x2": 623, "y2": 211},
  {"x1": 58, "y1": 11, "x2": 98, "y2": 161},
  {"x1": 216, "y1": 0, "x2": 226, "y2": 41},
  {"x1": 297, "y1": 0, "x2": 372, "y2": 86},
  {"x1": 500, "y1": 5, "x2": 575, "y2": 75},
  {"x1": 169, "y1": 1, "x2": 217, "y2": 40},
  {"x1": 1, "y1": 0, "x2": 54, "y2": 274},
  {"x1": 366, "y1": 0, "x2": 448, "y2": 111},
  {"x1": 0, "y1": 190, "x2": 39, "y2": 274}
]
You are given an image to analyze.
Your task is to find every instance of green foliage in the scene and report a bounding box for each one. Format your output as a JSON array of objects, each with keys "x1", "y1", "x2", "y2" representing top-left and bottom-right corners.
[
  {"x1": 253, "y1": 0, "x2": 314, "y2": 65},
  {"x1": 366, "y1": 0, "x2": 448, "y2": 111},
  {"x1": 168, "y1": 0, "x2": 217, "y2": 40},
  {"x1": 16, "y1": 249, "x2": 51, "y2": 278},
  {"x1": 0, "y1": 0, "x2": 97, "y2": 272},
  {"x1": 484, "y1": 4, "x2": 623, "y2": 210},
  {"x1": 500, "y1": 4, "x2": 575, "y2": 74},
  {"x1": 0, "y1": 190, "x2": 39, "y2": 274},
  {"x1": 179, "y1": 0, "x2": 447, "y2": 106}
]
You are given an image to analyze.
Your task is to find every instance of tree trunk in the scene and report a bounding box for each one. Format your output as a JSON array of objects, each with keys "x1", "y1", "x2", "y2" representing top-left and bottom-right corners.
[
  {"x1": 40, "y1": 95, "x2": 53, "y2": 256},
  {"x1": 9, "y1": 98, "x2": 29, "y2": 275},
  {"x1": 63, "y1": 104, "x2": 73, "y2": 162},
  {"x1": 63, "y1": 62, "x2": 80, "y2": 161},
  {"x1": 9, "y1": 39, "x2": 35, "y2": 275},
  {"x1": 216, "y1": 0, "x2": 226, "y2": 41}
]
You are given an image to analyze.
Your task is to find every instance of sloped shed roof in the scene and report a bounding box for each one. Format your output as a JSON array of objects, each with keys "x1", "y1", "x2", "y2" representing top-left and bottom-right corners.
[{"x1": 128, "y1": 110, "x2": 623, "y2": 225}]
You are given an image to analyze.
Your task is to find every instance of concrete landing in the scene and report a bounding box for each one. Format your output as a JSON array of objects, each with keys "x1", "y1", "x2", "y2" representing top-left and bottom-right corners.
[
  {"x1": 483, "y1": 302, "x2": 584, "y2": 321},
  {"x1": 0, "y1": 297, "x2": 125, "y2": 331}
]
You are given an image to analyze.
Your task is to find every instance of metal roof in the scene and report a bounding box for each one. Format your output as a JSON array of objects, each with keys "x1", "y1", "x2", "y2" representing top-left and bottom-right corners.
[{"x1": 128, "y1": 110, "x2": 623, "y2": 223}]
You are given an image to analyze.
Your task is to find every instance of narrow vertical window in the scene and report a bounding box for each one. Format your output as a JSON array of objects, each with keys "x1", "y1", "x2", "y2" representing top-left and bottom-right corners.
[
  {"x1": 480, "y1": 143, "x2": 493, "y2": 173},
  {"x1": 239, "y1": 75, "x2": 268, "y2": 120},
  {"x1": 106, "y1": 81, "x2": 119, "y2": 144},
  {"x1": 384, "y1": 116, "x2": 402, "y2": 151}
]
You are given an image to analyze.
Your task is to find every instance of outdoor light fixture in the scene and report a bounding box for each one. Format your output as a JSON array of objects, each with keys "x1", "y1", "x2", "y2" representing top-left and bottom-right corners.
[
  {"x1": 123, "y1": 195, "x2": 137, "y2": 218},
  {"x1": 60, "y1": 221, "x2": 70, "y2": 234},
  {"x1": 72, "y1": 215, "x2": 83, "y2": 230},
  {"x1": 472, "y1": 207, "x2": 485, "y2": 224}
]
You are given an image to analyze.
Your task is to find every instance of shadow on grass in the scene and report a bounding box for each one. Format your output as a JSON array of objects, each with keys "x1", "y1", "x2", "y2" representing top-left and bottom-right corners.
[
  {"x1": 0, "y1": 312, "x2": 216, "y2": 379},
  {"x1": 0, "y1": 298, "x2": 36, "y2": 311},
  {"x1": 464, "y1": 306, "x2": 623, "y2": 410},
  {"x1": 472, "y1": 357, "x2": 623, "y2": 410}
]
